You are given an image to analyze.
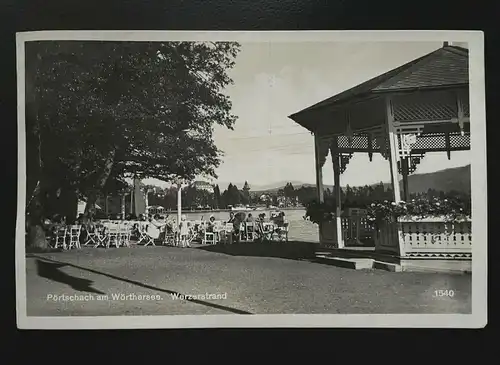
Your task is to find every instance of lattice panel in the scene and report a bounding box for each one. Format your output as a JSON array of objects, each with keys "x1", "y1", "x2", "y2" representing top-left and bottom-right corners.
[
  {"x1": 341, "y1": 216, "x2": 375, "y2": 244},
  {"x1": 337, "y1": 135, "x2": 369, "y2": 149},
  {"x1": 392, "y1": 91, "x2": 458, "y2": 122},
  {"x1": 411, "y1": 133, "x2": 447, "y2": 150},
  {"x1": 370, "y1": 134, "x2": 384, "y2": 149},
  {"x1": 449, "y1": 133, "x2": 470, "y2": 148}
]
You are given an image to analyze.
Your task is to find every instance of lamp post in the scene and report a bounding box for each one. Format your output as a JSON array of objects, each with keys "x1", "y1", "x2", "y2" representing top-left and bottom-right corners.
[
  {"x1": 175, "y1": 178, "x2": 189, "y2": 227},
  {"x1": 177, "y1": 183, "x2": 182, "y2": 227}
]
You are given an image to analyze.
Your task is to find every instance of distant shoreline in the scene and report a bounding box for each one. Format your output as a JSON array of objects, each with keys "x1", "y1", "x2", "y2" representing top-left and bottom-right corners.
[{"x1": 163, "y1": 207, "x2": 305, "y2": 214}]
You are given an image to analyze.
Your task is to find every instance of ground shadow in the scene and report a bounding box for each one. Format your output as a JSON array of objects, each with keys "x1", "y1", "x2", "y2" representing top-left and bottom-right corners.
[
  {"x1": 28, "y1": 254, "x2": 252, "y2": 315},
  {"x1": 195, "y1": 241, "x2": 317, "y2": 260},
  {"x1": 35, "y1": 259, "x2": 106, "y2": 295}
]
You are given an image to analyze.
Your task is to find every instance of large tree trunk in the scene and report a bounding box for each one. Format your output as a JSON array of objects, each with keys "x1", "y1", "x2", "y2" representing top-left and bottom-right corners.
[
  {"x1": 25, "y1": 47, "x2": 50, "y2": 250},
  {"x1": 84, "y1": 149, "x2": 116, "y2": 217},
  {"x1": 26, "y1": 182, "x2": 48, "y2": 250}
]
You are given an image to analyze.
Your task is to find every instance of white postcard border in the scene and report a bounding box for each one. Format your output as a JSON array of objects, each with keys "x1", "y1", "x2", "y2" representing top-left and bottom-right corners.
[{"x1": 16, "y1": 30, "x2": 487, "y2": 329}]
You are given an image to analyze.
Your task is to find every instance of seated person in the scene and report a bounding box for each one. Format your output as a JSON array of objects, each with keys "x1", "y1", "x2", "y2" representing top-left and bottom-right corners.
[
  {"x1": 146, "y1": 215, "x2": 166, "y2": 241},
  {"x1": 206, "y1": 215, "x2": 216, "y2": 232},
  {"x1": 76, "y1": 213, "x2": 85, "y2": 225},
  {"x1": 246, "y1": 213, "x2": 254, "y2": 223},
  {"x1": 275, "y1": 211, "x2": 285, "y2": 225}
]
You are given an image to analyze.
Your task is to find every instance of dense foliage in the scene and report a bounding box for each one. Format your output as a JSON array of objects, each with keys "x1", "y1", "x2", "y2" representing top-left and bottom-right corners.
[{"x1": 304, "y1": 191, "x2": 471, "y2": 226}]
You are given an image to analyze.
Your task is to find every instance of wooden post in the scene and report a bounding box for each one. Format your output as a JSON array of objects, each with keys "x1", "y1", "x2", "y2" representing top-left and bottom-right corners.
[
  {"x1": 385, "y1": 97, "x2": 402, "y2": 203},
  {"x1": 384, "y1": 96, "x2": 405, "y2": 257},
  {"x1": 177, "y1": 183, "x2": 182, "y2": 230},
  {"x1": 445, "y1": 131, "x2": 451, "y2": 160},
  {"x1": 314, "y1": 133, "x2": 325, "y2": 203},
  {"x1": 121, "y1": 194, "x2": 125, "y2": 219},
  {"x1": 130, "y1": 190, "x2": 133, "y2": 214},
  {"x1": 332, "y1": 147, "x2": 344, "y2": 248},
  {"x1": 314, "y1": 133, "x2": 325, "y2": 244},
  {"x1": 401, "y1": 157, "x2": 410, "y2": 202}
]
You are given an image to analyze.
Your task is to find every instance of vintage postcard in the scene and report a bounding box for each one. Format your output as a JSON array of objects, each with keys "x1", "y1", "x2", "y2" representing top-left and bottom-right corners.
[{"x1": 16, "y1": 30, "x2": 487, "y2": 329}]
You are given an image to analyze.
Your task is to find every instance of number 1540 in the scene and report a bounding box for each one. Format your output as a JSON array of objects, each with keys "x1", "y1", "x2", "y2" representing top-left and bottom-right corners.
[{"x1": 434, "y1": 289, "x2": 455, "y2": 297}]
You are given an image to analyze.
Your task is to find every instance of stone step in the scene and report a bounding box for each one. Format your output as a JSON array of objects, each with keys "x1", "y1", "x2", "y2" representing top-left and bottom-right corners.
[
  {"x1": 314, "y1": 254, "x2": 403, "y2": 272},
  {"x1": 373, "y1": 260, "x2": 402, "y2": 272},
  {"x1": 314, "y1": 255, "x2": 374, "y2": 270}
]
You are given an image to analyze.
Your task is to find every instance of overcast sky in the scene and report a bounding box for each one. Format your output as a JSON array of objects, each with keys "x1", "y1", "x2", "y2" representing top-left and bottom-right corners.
[{"x1": 145, "y1": 41, "x2": 470, "y2": 189}]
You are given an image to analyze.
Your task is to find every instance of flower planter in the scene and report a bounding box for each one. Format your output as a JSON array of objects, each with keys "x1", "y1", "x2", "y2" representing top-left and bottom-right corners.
[{"x1": 374, "y1": 216, "x2": 472, "y2": 259}]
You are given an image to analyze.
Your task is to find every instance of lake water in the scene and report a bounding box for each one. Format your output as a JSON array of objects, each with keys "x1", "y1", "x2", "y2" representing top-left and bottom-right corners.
[{"x1": 175, "y1": 209, "x2": 319, "y2": 243}]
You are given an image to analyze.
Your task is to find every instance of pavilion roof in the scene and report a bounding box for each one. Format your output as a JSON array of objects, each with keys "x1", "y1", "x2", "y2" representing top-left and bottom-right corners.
[{"x1": 289, "y1": 45, "x2": 468, "y2": 131}]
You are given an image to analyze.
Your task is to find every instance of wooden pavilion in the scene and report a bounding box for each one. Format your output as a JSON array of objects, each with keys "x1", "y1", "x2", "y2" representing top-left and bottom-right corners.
[{"x1": 288, "y1": 43, "x2": 471, "y2": 271}]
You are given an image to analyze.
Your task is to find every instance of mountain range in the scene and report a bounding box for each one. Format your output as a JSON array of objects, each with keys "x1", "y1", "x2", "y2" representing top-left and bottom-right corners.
[{"x1": 219, "y1": 164, "x2": 471, "y2": 194}]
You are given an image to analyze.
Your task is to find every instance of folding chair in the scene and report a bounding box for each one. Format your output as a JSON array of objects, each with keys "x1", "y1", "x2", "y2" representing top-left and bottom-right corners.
[
  {"x1": 272, "y1": 222, "x2": 289, "y2": 242},
  {"x1": 92, "y1": 225, "x2": 107, "y2": 248},
  {"x1": 220, "y1": 223, "x2": 235, "y2": 244},
  {"x1": 244, "y1": 222, "x2": 256, "y2": 242},
  {"x1": 119, "y1": 222, "x2": 131, "y2": 247},
  {"x1": 144, "y1": 224, "x2": 159, "y2": 246},
  {"x1": 164, "y1": 225, "x2": 176, "y2": 246},
  {"x1": 202, "y1": 229, "x2": 218, "y2": 245},
  {"x1": 67, "y1": 225, "x2": 82, "y2": 249},
  {"x1": 83, "y1": 225, "x2": 97, "y2": 246},
  {"x1": 53, "y1": 227, "x2": 68, "y2": 250},
  {"x1": 106, "y1": 224, "x2": 121, "y2": 248},
  {"x1": 260, "y1": 223, "x2": 274, "y2": 242},
  {"x1": 136, "y1": 222, "x2": 149, "y2": 245}
]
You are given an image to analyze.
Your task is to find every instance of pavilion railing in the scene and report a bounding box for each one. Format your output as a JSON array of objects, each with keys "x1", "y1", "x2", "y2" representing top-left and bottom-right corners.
[{"x1": 374, "y1": 217, "x2": 472, "y2": 259}]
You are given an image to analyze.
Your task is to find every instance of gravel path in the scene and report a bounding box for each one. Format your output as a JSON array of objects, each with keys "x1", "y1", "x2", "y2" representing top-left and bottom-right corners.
[{"x1": 25, "y1": 245, "x2": 471, "y2": 316}]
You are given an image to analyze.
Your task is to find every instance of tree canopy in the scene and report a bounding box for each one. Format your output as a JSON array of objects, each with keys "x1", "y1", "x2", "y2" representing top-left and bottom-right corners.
[{"x1": 25, "y1": 40, "x2": 240, "y2": 247}]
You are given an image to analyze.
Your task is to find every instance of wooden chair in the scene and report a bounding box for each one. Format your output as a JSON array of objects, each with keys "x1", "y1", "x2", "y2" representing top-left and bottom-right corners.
[
  {"x1": 67, "y1": 225, "x2": 82, "y2": 249},
  {"x1": 53, "y1": 227, "x2": 68, "y2": 250},
  {"x1": 106, "y1": 224, "x2": 121, "y2": 248},
  {"x1": 272, "y1": 221, "x2": 289, "y2": 242},
  {"x1": 202, "y1": 229, "x2": 218, "y2": 245}
]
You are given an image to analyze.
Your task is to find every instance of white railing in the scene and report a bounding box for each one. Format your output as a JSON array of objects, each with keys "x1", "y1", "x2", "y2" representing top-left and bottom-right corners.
[{"x1": 374, "y1": 216, "x2": 472, "y2": 259}]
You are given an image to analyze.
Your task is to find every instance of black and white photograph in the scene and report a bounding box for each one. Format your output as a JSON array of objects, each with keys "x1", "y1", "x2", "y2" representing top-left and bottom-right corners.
[{"x1": 16, "y1": 31, "x2": 487, "y2": 328}]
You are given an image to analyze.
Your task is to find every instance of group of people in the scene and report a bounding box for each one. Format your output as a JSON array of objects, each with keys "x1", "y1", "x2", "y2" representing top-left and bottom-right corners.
[{"x1": 38, "y1": 209, "x2": 288, "y2": 248}]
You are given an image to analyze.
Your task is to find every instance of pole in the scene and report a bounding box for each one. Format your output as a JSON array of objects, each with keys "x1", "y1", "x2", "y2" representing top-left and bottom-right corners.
[
  {"x1": 130, "y1": 189, "x2": 133, "y2": 214},
  {"x1": 177, "y1": 183, "x2": 182, "y2": 229},
  {"x1": 121, "y1": 194, "x2": 125, "y2": 220},
  {"x1": 401, "y1": 157, "x2": 410, "y2": 202},
  {"x1": 314, "y1": 133, "x2": 325, "y2": 244},
  {"x1": 385, "y1": 97, "x2": 402, "y2": 203},
  {"x1": 332, "y1": 150, "x2": 344, "y2": 248}
]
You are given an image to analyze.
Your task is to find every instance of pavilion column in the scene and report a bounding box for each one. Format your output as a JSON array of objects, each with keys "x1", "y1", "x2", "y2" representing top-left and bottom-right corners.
[
  {"x1": 313, "y1": 133, "x2": 325, "y2": 203},
  {"x1": 314, "y1": 133, "x2": 325, "y2": 244},
  {"x1": 331, "y1": 146, "x2": 344, "y2": 248},
  {"x1": 385, "y1": 97, "x2": 402, "y2": 203},
  {"x1": 400, "y1": 157, "x2": 410, "y2": 202}
]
